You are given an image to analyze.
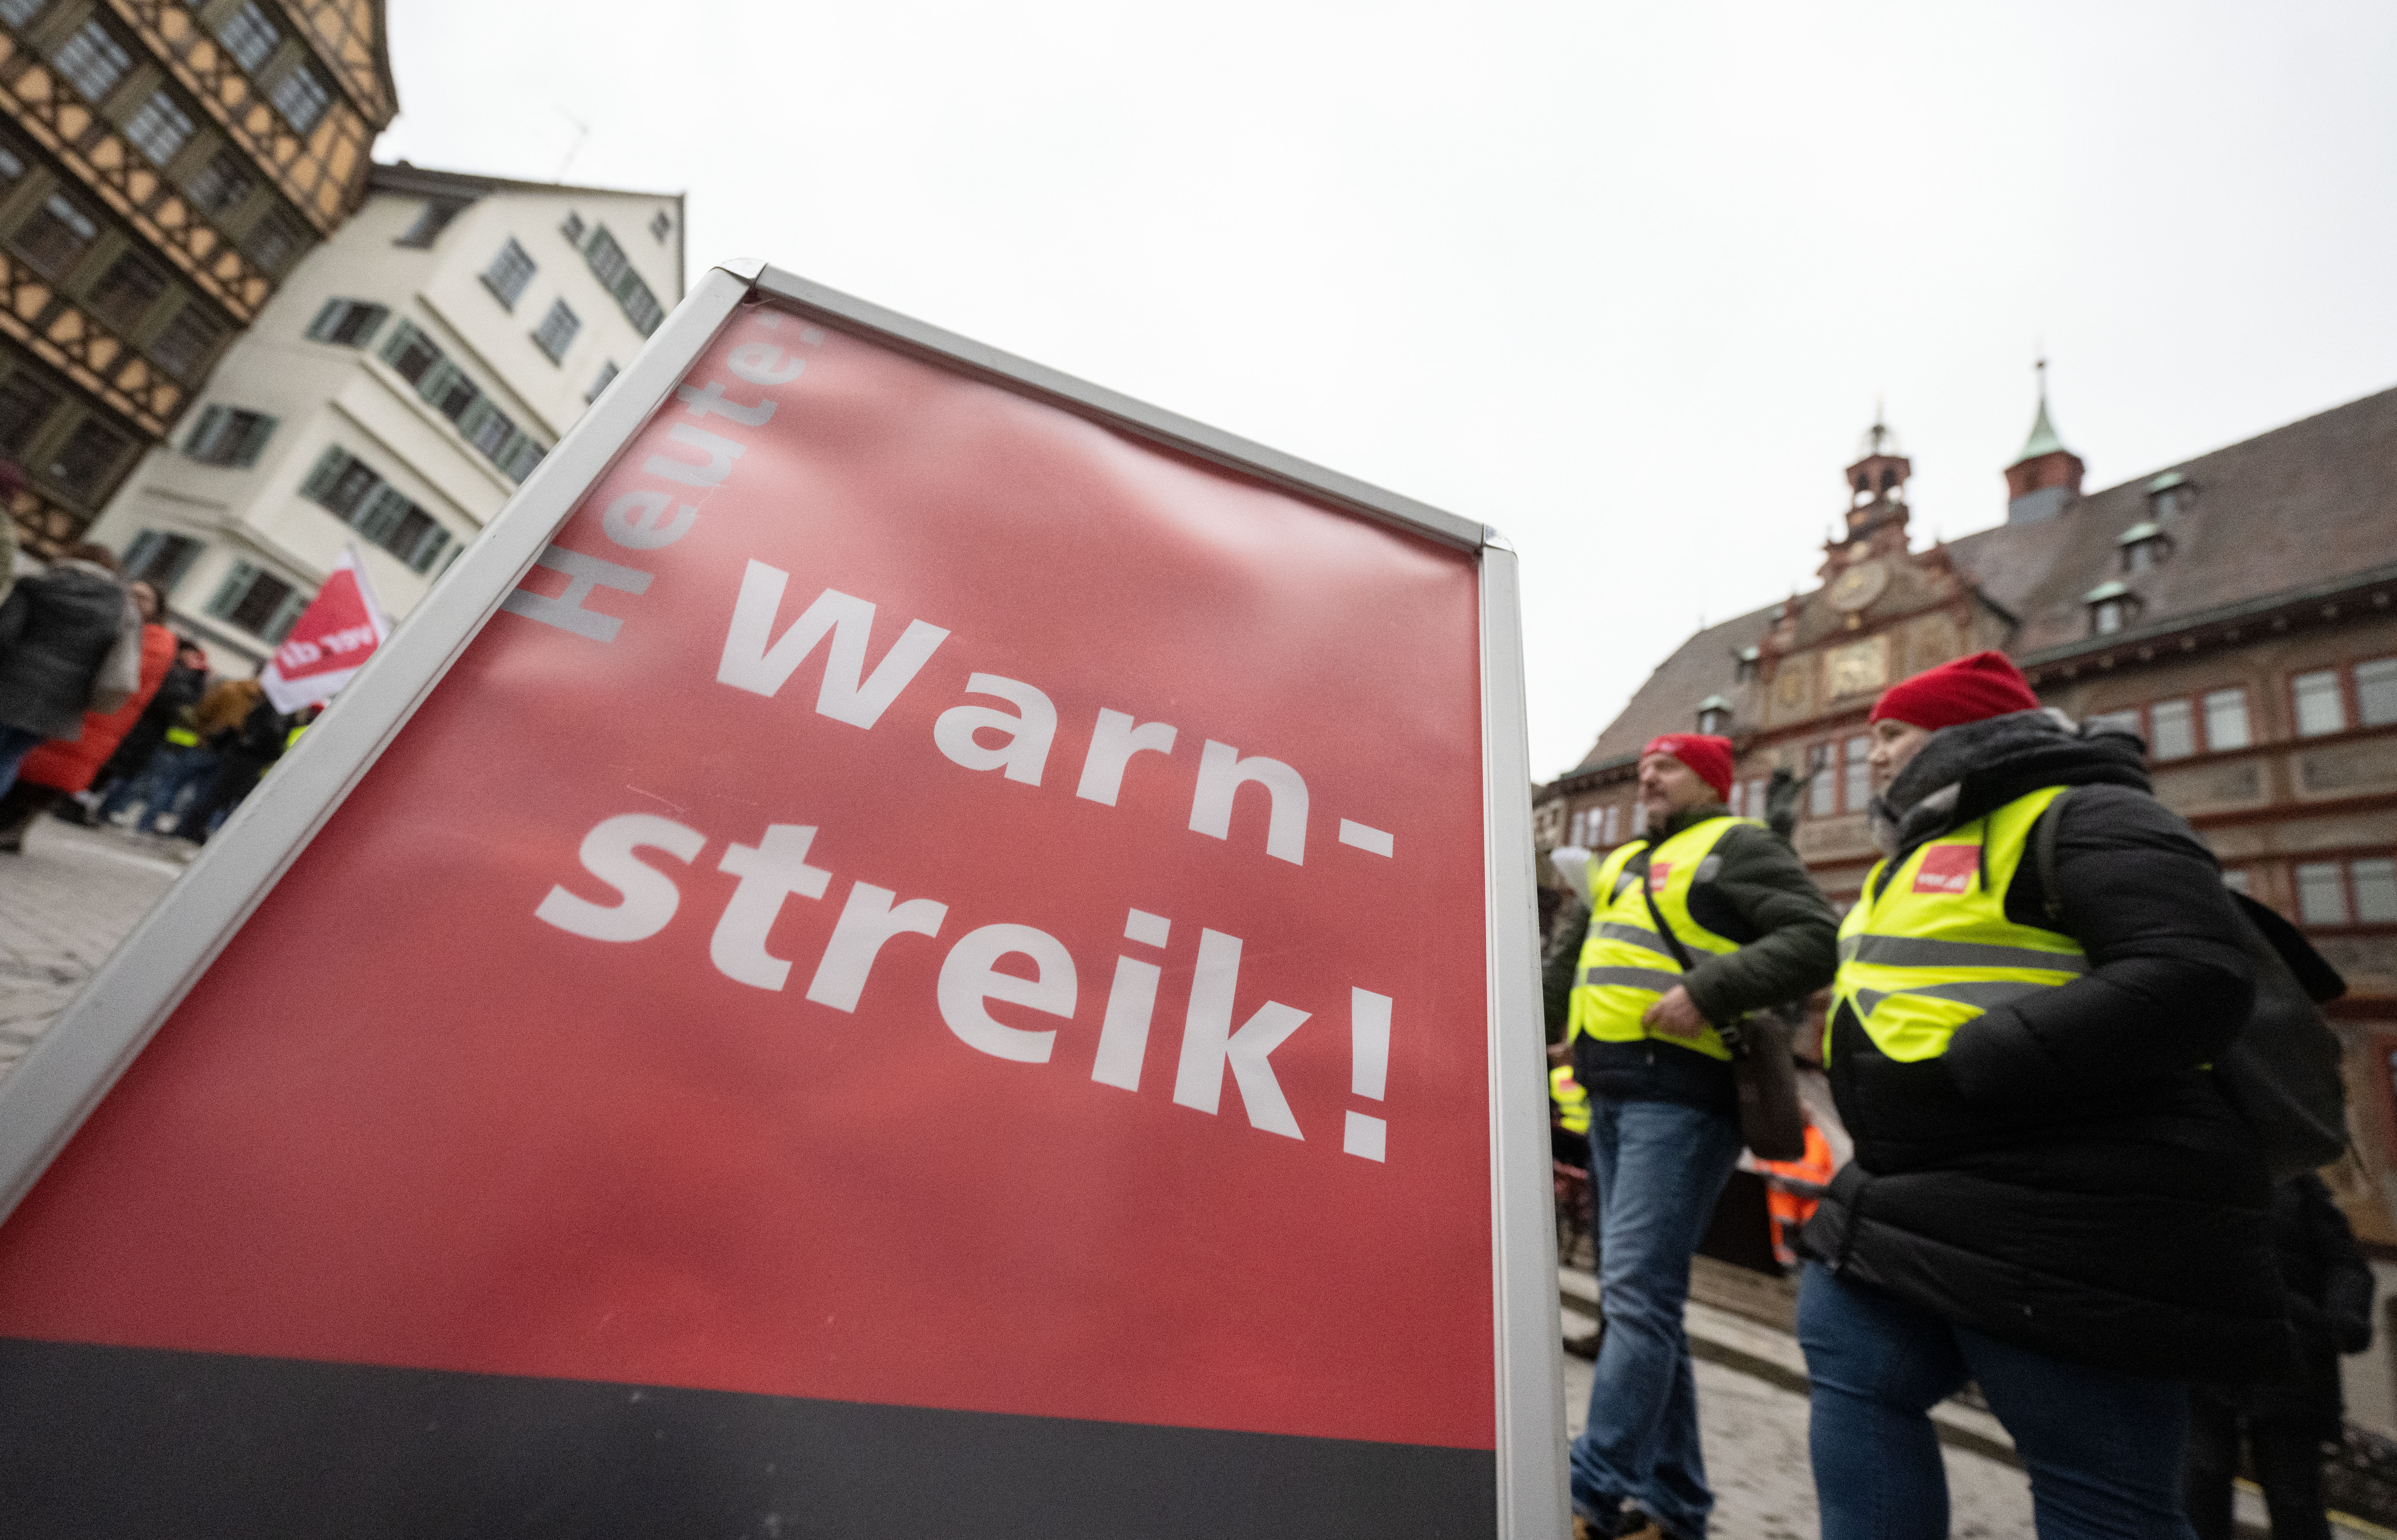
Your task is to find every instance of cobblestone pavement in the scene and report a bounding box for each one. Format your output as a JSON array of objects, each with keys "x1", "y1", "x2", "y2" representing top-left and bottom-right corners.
[
  {"x1": 0, "y1": 815, "x2": 184, "y2": 1082},
  {"x1": 1561, "y1": 1332, "x2": 2037, "y2": 1540}
]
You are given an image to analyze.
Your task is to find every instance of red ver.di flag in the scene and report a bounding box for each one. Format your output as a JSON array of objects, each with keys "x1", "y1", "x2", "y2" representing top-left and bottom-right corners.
[
  {"x1": 256, "y1": 543, "x2": 389, "y2": 713},
  {"x1": 0, "y1": 268, "x2": 1556, "y2": 1539}
]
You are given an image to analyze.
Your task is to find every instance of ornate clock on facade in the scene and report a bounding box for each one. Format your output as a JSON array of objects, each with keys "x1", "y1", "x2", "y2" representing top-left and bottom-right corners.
[{"x1": 1827, "y1": 558, "x2": 1889, "y2": 613}]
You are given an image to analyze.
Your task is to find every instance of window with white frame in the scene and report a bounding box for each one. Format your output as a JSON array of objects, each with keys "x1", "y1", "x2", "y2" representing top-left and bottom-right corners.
[
  {"x1": 1569, "y1": 809, "x2": 1587, "y2": 847},
  {"x1": 2221, "y1": 868, "x2": 2253, "y2": 896},
  {"x1": 2292, "y1": 858, "x2": 2397, "y2": 927},
  {"x1": 123, "y1": 89, "x2": 196, "y2": 166},
  {"x1": 53, "y1": 20, "x2": 133, "y2": 103},
  {"x1": 213, "y1": 2, "x2": 282, "y2": 73},
  {"x1": 2149, "y1": 699, "x2": 2196, "y2": 760},
  {"x1": 2293, "y1": 669, "x2": 2346, "y2": 737},
  {"x1": 2086, "y1": 708, "x2": 2141, "y2": 738},
  {"x1": 1807, "y1": 743, "x2": 1836, "y2": 818},
  {"x1": 1630, "y1": 800, "x2": 1648, "y2": 836},
  {"x1": 2203, "y1": 688, "x2": 2252, "y2": 751},
  {"x1": 1602, "y1": 804, "x2": 1620, "y2": 845},
  {"x1": 531, "y1": 298, "x2": 580, "y2": 363},
  {"x1": 2361, "y1": 658, "x2": 2397, "y2": 728},
  {"x1": 482, "y1": 239, "x2": 536, "y2": 309},
  {"x1": 1844, "y1": 735, "x2": 1871, "y2": 813},
  {"x1": 270, "y1": 63, "x2": 332, "y2": 134}
]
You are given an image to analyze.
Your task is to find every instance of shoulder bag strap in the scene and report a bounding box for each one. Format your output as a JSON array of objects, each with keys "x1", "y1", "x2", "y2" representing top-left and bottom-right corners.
[{"x1": 2030, "y1": 787, "x2": 2077, "y2": 928}]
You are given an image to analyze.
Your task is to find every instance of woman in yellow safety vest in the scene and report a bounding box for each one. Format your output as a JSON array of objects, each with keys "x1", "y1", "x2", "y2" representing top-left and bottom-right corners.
[{"x1": 1794, "y1": 652, "x2": 2283, "y2": 1540}]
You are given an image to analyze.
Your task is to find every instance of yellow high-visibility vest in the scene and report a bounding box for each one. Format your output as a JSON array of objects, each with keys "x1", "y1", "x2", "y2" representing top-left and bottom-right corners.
[
  {"x1": 1565, "y1": 815, "x2": 1758, "y2": 1062},
  {"x1": 1829, "y1": 785, "x2": 2087, "y2": 1064},
  {"x1": 1549, "y1": 1065, "x2": 1591, "y2": 1135}
]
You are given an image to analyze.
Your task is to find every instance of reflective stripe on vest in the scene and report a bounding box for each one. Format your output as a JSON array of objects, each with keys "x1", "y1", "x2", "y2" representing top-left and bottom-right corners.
[
  {"x1": 1565, "y1": 814, "x2": 1758, "y2": 1062},
  {"x1": 1829, "y1": 784, "x2": 2086, "y2": 1065},
  {"x1": 165, "y1": 726, "x2": 198, "y2": 747},
  {"x1": 1550, "y1": 1065, "x2": 1591, "y2": 1136}
]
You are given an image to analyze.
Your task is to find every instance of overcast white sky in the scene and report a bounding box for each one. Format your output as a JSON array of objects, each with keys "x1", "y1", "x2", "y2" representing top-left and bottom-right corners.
[{"x1": 377, "y1": 2, "x2": 2397, "y2": 779}]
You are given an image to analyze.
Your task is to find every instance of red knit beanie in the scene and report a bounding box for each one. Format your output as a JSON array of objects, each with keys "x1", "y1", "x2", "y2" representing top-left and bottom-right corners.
[
  {"x1": 1869, "y1": 650, "x2": 2042, "y2": 731},
  {"x1": 1642, "y1": 734, "x2": 1736, "y2": 802}
]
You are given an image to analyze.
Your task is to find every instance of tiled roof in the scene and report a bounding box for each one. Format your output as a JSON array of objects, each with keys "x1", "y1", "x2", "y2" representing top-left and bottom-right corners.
[{"x1": 1562, "y1": 380, "x2": 2397, "y2": 777}]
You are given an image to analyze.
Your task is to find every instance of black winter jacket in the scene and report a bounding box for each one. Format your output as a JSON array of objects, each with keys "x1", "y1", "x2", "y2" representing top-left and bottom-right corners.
[
  {"x1": 1803, "y1": 711, "x2": 2288, "y2": 1383},
  {"x1": 1552, "y1": 801, "x2": 1838, "y2": 1116},
  {"x1": 0, "y1": 561, "x2": 131, "y2": 739},
  {"x1": 2195, "y1": 1174, "x2": 2374, "y2": 1436}
]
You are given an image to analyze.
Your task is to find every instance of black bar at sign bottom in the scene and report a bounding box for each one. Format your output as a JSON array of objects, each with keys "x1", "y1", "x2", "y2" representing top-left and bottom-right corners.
[{"x1": 0, "y1": 1336, "x2": 1496, "y2": 1539}]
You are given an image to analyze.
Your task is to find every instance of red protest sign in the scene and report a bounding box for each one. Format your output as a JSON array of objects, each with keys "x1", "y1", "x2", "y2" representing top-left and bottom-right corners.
[{"x1": 0, "y1": 270, "x2": 1553, "y2": 1538}]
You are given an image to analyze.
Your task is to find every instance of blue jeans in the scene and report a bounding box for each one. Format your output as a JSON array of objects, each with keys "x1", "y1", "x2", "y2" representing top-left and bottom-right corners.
[
  {"x1": 1798, "y1": 1262, "x2": 2196, "y2": 1540},
  {"x1": 1570, "y1": 1095, "x2": 1744, "y2": 1538},
  {"x1": 0, "y1": 722, "x2": 44, "y2": 798},
  {"x1": 132, "y1": 747, "x2": 219, "y2": 834}
]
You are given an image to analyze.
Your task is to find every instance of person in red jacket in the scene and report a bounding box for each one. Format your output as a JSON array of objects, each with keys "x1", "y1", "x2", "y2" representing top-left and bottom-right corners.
[{"x1": 0, "y1": 581, "x2": 176, "y2": 853}]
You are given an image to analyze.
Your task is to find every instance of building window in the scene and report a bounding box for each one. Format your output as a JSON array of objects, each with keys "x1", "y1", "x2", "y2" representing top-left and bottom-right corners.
[
  {"x1": 2359, "y1": 658, "x2": 2397, "y2": 729},
  {"x1": 1602, "y1": 804, "x2": 1620, "y2": 845},
  {"x1": 2297, "y1": 862, "x2": 2350, "y2": 926},
  {"x1": 242, "y1": 209, "x2": 307, "y2": 273},
  {"x1": 2118, "y1": 522, "x2": 2171, "y2": 575},
  {"x1": 2150, "y1": 699, "x2": 2196, "y2": 760},
  {"x1": 2358, "y1": 859, "x2": 2397, "y2": 924},
  {"x1": 1807, "y1": 742, "x2": 1836, "y2": 818},
  {"x1": 531, "y1": 298, "x2": 580, "y2": 363},
  {"x1": 1695, "y1": 694, "x2": 1730, "y2": 736},
  {"x1": 2087, "y1": 708, "x2": 2141, "y2": 739},
  {"x1": 147, "y1": 302, "x2": 227, "y2": 380},
  {"x1": 0, "y1": 0, "x2": 48, "y2": 26},
  {"x1": 581, "y1": 225, "x2": 665, "y2": 335},
  {"x1": 300, "y1": 447, "x2": 451, "y2": 573},
  {"x1": 650, "y1": 210, "x2": 671, "y2": 242},
  {"x1": 2203, "y1": 688, "x2": 2252, "y2": 752},
  {"x1": 185, "y1": 149, "x2": 253, "y2": 215},
  {"x1": 560, "y1": 212, "x2": 585, "y2": 245},
  {"x1": 483, "y1": 238, "x2": 536, "y2": 309},
  {"x1": 2084, "y1": 580, "x2": 2137, "y2": 636},
  {"x1": 377, "y1": 321, "x2": 548, "y2": 482},
  {"x1": 0, "y1": 139, "x2": 23, "y2": 184},
  {"x1": 395, "y1": 199, "x2": 465, "y2": 249},
  {"x1": 2293, "y1": 669, "x2": 2346, "y2": 738},
  {"x1": 183, "y1": 404, "x2": 276, "y2": 468},
  {"x1": 206, "y1": 561, "x2": 306, "y2": 641},
  {"x1": 1630, "y1": 799, "x2": 1648, "y2": 836},
  {"x1": 1844, "y1": 734, "x2": 1871, "y2": 813},
  {"x1": 585, "y1": 360, "x2": 618, "y2": 402},
  {"x1": 1745, "y1": 777, "x2": 1768, "y2": 825},
  {"x1": 269, "y1": 63, "x2": 332, "y2": 133},
  {"x1": 2147, "y1": 472, "x2": 2196, "y2": 521},
  {"x1": 0, "y1": 371, "x2": 58, "y2": 454},
  {"x1": 121, "y1": 528, "x2": 204, "y2": 594},
  {"x1": 213, "y1": 2, "x2": 282, "y2": 74},
  {"x1": 11, "y1": 191, "x2": 99, "y2": 279},
  {"x1": 53, "y1": 20, "x2": 134, "y2": 104},
  {"x1": 305, "y1": 297, "x2": 389, "y2": 347},
  {"x1": 2221, "y1": 868, "x2": 2252, "y2": 896},
  {"x1": 85, "y1": 251, "x2": 167, "y2": 332},
  {"x1": 1568, "y1": 809, "x2": 1587, "y2": 847},
  {"x1": 46, "y1": 415, "x2": 131, "y2": 498},
  {"x1": 123, "y1": 90, "x2": 196, "y2": 166}
]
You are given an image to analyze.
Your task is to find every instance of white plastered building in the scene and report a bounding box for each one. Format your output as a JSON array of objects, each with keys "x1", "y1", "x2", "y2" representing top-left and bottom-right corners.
[{"x1": 86, "y1": 161, "x2": 685, "y2": 667}]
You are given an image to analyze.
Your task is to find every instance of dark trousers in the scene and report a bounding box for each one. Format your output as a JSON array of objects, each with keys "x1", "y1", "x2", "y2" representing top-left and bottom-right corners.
[
  {"x1": 181, "y1": 752, "x2": 271, "y2": 841},
  {"x1": 2184, "y1": 1393, "x2": 2332, "y2": 1540}
]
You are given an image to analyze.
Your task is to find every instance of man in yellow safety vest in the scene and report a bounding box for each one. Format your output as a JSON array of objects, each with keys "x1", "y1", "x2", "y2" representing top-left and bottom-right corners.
[{"x1": 1548, "y1": 733, "x2": 1837, "y2": 1540}]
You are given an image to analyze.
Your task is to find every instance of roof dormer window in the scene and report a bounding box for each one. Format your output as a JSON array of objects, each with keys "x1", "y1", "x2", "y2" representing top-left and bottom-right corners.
[
  {"x1": 1695, "y1": 694, "x2": 1733, "y2": 736},
  {"x1": 2146, "y1": 471, "x2": 2196, "y2": 521},
  {"x1": 2117, "y1": 521, "x2": 2172, "y2": 574},
  {"x1": 2084, "y1": 580, "x2": 2140, "y2": 636},
  {"x1": 1733, "y1": 646, "x2": 1760, "y2": 684}
]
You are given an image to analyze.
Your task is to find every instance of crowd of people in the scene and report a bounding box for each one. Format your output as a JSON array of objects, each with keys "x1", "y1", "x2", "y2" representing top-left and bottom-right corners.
[
  {"x1": 1544, "y1": 649, "x2": 2372, "y2": 1540},
  {"x1": 0, "y1": 540, "x2": 298, "y2": 853}
]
